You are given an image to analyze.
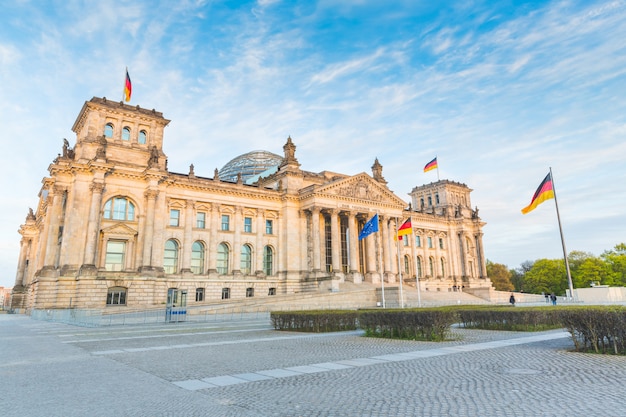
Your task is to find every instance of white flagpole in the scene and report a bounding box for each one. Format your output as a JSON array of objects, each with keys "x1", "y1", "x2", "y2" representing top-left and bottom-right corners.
[
  {"x1": 395, "y1": 217, "x2": 405, "y2": 308},
  {"x1": 122, "y1": 67, "x2": 127, "y2": 102},
  {"x1": 550, "y1": 167, "x2": 575, "y2": 300},
  {"x1": 375, "y1": 215, "x2": 386, "y2": 308},
  {"x1": 436, "y1": 157, "x2": 440, "y2": 181},
  {"x1": 410, "y1": 226, "x2": 422, "y2": 307}
]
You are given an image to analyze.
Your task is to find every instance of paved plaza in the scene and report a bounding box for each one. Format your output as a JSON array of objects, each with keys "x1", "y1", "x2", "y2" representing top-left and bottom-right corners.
[{"x1": 1, "y1": 313, "x2": 626, "y2": 417}]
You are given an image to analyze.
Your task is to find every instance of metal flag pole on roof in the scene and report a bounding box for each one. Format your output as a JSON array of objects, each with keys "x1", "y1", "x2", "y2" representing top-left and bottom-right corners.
[
  {"x1": 550, "y1": 167, "x2": 575, "y2": 300},
  {"x1": 395, "y1": 217, "x2": 405, "y2": 308}
]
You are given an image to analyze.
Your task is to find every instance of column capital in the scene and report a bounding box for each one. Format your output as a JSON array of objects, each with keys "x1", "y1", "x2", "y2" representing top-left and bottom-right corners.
[{"x1": 144, "y1": 189, "x2": 159, "y2": 200}]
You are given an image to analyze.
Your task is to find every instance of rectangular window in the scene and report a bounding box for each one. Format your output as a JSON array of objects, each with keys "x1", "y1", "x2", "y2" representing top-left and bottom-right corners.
[
  {"x1": 246, "y1": 287, "x2": 254, "y2": 298},
  {"x1": 196, "y1": 212, "x2": 206, "y2": 229},
  {"x1": 244, "y1": 217, "x2": 252, "y2": 233},
  {"x1": 403, "y1": 236, "x2": 409, "y2": 246},
  {"x1": 170, "y1": 209, "x2": 180, "y2": 227},
  {"x1": 195, "y1": 288, "x2": 204, "y2": 302},
  {"x1": 439, "y1": 238, "x2": 444, "y2": 249},
  {"x1": 221, "y1": 214, "x2": 230, "y2": 231},
  {"x1": 265, "y1": 219, "x2": 273, "y2": 234},
  {"x1": 221, "y1": 287, "x2": 230, "y2": 300},
  {"x1": 105, "y1": 241, "x2": 125, "y2": 271},
  {"x1": 268, "y1": 287, "x2": 276, "y2": 296},
  {"x1": 428, "y1": 237, "x2": 433, "y2": 249},
  {"x1": 106, "y1": 287, "x2": 127, "y2": 305},
  {"x1": 415, "y1": 236, "x2": 421, "y2": 247}
]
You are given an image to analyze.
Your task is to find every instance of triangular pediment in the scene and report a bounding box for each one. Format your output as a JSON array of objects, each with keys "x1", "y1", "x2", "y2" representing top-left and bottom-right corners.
[
  {"x1": 309, "y1": 173, "x2": 407, "y2": 207},
  {"x1": 101, "y1": 222, "x2": 138, "y2": 237}
]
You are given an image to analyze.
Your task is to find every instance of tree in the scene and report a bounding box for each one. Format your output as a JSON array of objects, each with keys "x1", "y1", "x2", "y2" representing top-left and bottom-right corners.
[
  {"x1": 486, "y1": 260, "x2": 514, "y2": 291},
  {"x1": 601, "y1": 243, "x2": 626, "y2": 286},
  {"x1": 523, "y1": 258, "x2": 567, "y2": 295},
  {"x1": 510, "y1": 260, "x2": 534, "y2": 292}
]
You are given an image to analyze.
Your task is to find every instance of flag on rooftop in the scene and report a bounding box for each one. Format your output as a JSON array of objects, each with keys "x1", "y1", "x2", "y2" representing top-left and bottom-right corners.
[
  {"x1": 521, "y1": 172, "x2": 554, "y2": 214},
  {"x1": 124, "y1": 68, "x2": 132, "y2": 102},
  {"x1": 358, "y1": 214, "x2": 379, "y2": 240},
  {"x1": 424, "y1": 157, "x2": 438, "y2": 173}
]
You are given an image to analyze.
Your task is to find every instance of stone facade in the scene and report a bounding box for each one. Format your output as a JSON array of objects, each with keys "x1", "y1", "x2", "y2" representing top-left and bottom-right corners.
[{"x1": 11, "y1": 97, "x2": 490, "y2": 311}]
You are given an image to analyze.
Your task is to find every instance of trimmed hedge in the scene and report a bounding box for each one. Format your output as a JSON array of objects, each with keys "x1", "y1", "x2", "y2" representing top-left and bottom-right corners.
[
  {"x1": 270, "y1": 306, "x2": 626, "y2": 355},
  {"x1": 559, "y1": 306, "x2": 626, "y2": 355},
  {"x1": 358, "y1": 308, "x2": 457, "y2": 341},
  {"x1": 458, "y1": 306, "x2": 563, "y2": 331},
  {"x1": 270, "y1": 310, "x2": 358, "y2": 332}
]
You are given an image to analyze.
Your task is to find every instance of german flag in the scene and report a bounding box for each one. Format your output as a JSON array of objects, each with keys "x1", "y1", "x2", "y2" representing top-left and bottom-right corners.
[
  {"x1": 124, "y1": 68, "x2": 132, "y2": 102},
  {"x1": 423, "y1": 157, "x2": 437, "y2": 173},
  {"x1": 521, "y1": 172, "x2": 554, "y2": 214},
  {"x1": 397, "y1": 218, "x2": 412, "y2": 240}
]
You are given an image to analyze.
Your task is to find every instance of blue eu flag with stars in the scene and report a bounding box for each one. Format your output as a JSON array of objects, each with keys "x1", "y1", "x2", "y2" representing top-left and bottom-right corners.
[{"x1": 358, "y1": 213, "x2": 379, "y2": 240}]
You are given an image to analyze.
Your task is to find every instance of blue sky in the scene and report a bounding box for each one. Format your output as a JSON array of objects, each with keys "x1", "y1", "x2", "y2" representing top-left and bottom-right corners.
[{"x1": 1, "y1": 0, "x2": 625, "y2": 288}]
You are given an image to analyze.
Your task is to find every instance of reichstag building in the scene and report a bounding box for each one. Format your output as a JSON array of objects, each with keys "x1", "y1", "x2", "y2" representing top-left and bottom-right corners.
[{"x1": 11, "y1": 97, "x2": 490, "y2": 311}]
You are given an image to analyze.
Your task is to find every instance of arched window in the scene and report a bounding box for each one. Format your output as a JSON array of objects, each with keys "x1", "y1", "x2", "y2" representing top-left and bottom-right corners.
[
  {"x1": 241, "y1": 244, "x2": 252, "y2": 275},
  {"x1": 440, "y1": 258, "x2": 446, "y2": 277},
  {"x1": 122, "y1": 127, "x2": 131, "y2": 141},
  {"x1": 263, "y1": 246, "x2": 273, "y2": 276},
  {"x1": 217, "y1": 243, "x2": 229, "y2": 274},
  {"x1": 103, "y1": 197, "x2": 135, "y2": 221},
  {"x1": 104, "y1": 123, "x2": 114, "y2": 138},
  {"x1": 191, "y1": 241, "x2": 205, "y2": 274},
  {"x1": 163, "y1": 239, "x2": 179, "y2": 274},
  {"x1": 416, "y1": 256, "x2": 422, "y2": 278},
  {"x1": 403, "y1": 255, "x2": 410, "y2": 274},
  {"x1": 138, "y1": 130, "x2": 147, "y2": 144}
]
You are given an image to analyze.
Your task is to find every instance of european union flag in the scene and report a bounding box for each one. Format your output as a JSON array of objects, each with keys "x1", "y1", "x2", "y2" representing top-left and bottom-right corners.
[{"x1": 358, "y1": 213, "x2": 379, "y2": 240}]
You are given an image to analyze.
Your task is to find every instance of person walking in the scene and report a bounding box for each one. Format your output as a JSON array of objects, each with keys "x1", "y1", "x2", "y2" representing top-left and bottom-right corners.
[
  {"x1": 509, "y1": 293, "x2": 516, "y2": 306},
  {"x1": 550, "y1": 293, "x2": 557, "y2": 305}
]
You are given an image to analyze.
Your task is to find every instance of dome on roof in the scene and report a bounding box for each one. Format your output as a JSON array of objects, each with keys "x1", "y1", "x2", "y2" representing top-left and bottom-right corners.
[{"x1": 219, "y1": 150, "x2": 283, "y2": 183}]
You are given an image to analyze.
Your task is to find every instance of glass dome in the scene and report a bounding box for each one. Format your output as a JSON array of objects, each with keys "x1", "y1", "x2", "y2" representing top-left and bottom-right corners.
[{"x1": 219, "y1": 150, "x2": 283, "y2": 183}]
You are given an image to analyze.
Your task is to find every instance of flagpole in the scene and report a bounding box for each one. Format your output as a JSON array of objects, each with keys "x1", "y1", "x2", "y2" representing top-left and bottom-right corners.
[
  {"x1": 395, "y1": 217, "x2": 405, "y2": 308},
  {"x1": 122, "y1": 67, "x2": 127, "y2": 102},
  {"x1": 410, "y1": 226, "x2": 422, "y2": 307},
  {"x1": 376, "y1": 216, "x2": 386, "y2": 308},
  {"x1": 550, "y1": 167, "x2": 575, "y2": 300},
  {"x1": 436, "y1": 156, "x2": 440, "y2": 181}
]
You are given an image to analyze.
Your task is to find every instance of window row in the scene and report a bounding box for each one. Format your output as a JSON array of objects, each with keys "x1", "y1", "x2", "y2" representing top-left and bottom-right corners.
[
  {"x1": 169, "y1": 210, "x2": 273, "y2": 234},
  {"x1": 102, "y1": 239, "x2": 275, "y2": 275},
  {"x1": 104, "y1": 123, "x2": 148, "y2": 144},
  {"x1": 408, "y1": 235, "x2": 445, "y2": 249},
  {"x1": 102, "y1": 197, "x2": 276, "y2": 236},
  {"x1": 107, "y1": 286, "x2": 278, "y2": 306},
  {"x1": 401, "y1": 255, "x2": 448, "y2": 279}
]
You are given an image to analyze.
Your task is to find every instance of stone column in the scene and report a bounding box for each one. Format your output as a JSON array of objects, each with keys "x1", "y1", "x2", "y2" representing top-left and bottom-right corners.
[
  {"x1": 329, "y1": 209, "x2": 341, "y2": 274},
  {"x1": 82, "y1": 182, "x2": 105, "y2": 269},
  {"x1": 141, "y1": 189, "x2": 158, "y2": 270},
  {"x1": 255, "y1": 209, "x2": 265, "y2": 274},
  {"x1": 42, "y1": 185, "x2": 65, "y2": 269},
  {"x1": 311, "y1": 206, "x2": 321, "y2": 272},
  {"x1": 232, "y1": 206, "x2": 242, "y2": 275},
  {"x1": 180, "y1": 200, "x2": 194, "y2": 273},
  {"x1": 381, "y1": 215, "x2": 391, "y2": 276},
  {"x1": 347, "y1": 212, "x2": 359, "y2": 274},
  {"x1": 476, "y1": 233, "x2": 486, "y2": 278},
  {"x1": 207, "y1": 203, "x2": 219, "y2": 273},
  {"x1": 14, "y1": 238, "x2": 31, "y2": 286}
]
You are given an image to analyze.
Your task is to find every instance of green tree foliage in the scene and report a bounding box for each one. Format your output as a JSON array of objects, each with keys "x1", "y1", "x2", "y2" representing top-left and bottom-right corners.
[
  {"x1": 486, "y1": 260, "x2": 514, "y2": 291},
  {"x1": 523, "y1": 258, "x2": 566, "y2": 295},
  {"x1": 601, "y1": 243, "x2": 626, "y2": 286}
]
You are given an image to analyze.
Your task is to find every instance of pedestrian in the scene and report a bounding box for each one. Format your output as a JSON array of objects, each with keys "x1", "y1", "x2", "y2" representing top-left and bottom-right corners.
[
  {"x1": 550, "y1": 293, "x2": 557, "y2": 305},
  {"x1": 545, "y1": 293, "x2": 549, "y2": 304},
  {"x1": 509, "y1": 293, "x2": 516, "y2": 306}
]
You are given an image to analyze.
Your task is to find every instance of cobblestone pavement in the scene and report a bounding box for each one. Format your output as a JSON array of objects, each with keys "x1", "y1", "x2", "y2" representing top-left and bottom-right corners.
[{"x1": 2, "y1": 314, "x2": 626, "y2": 417}]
